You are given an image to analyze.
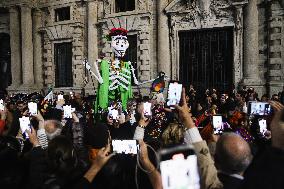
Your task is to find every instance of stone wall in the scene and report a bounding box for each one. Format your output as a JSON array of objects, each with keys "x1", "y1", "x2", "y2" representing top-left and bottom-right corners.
[
  {"x1": 268, "y1": 1, "x2": 284, "y2": 95},
  {"x1": 40, "y1": 1, "x2": 86, "y2": 91}
]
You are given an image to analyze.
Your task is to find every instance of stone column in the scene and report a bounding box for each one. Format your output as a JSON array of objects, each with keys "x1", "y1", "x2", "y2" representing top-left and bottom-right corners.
[
  {"x1": 85, "y1": 0, "x2": 99, "y2": 93},
  {"x1": 9, "y1": 7, "x2": 22, "y2": 88},
  {"x1": 243, "y1": 0, "x2": 260, "y2": 82},
  {"x1": 33, "y1": 9, "x2": 43, "y2": 88},
  {"x1": 88, "y1": 1, "x2": 99, "y2": 63},
  {"x1": 21, "y1": 5, "x2": 34, "y2": 86},
  {"x1": 157, "y1": 0, "x2": 171, "y2": 78}
]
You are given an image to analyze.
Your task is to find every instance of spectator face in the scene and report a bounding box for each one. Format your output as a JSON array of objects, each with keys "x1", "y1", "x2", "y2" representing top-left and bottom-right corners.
[
  {"x1": 272, "y1": 95, "x2": 279, "y2": 101},
  {"x1": 17, "y1": 102, "x2": 25, "y2": 113}
]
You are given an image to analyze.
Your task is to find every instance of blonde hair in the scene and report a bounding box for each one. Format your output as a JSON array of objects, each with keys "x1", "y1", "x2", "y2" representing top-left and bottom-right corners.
[{"x1": 162, "y1": 122, "x2": 184, "y2": 146}]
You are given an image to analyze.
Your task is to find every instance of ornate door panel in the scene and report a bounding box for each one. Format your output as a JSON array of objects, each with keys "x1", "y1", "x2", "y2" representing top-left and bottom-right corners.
[{"x1": 179, "y1": 27, "x2": 233, "y2": 93}]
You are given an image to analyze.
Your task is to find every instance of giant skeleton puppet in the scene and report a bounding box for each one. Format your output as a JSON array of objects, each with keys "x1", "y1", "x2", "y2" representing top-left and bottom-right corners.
[{"x1": 84, "y1": 28, "x2": 162, "y2": 112}]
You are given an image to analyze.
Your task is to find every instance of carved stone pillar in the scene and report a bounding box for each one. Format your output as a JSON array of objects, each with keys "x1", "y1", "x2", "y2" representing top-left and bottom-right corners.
[
  {"x1": 157, "y1": 0, "x2": 171, "y2": 78},
  {"x1": 9, "y1": 7, "x2": 22, "y2": 88},
  {"x1": 86, "y1": 0, "x2": 99, "y2": 92},
  {"x1": 33, "y1": 9, "x2": 43, "y2": 88},
  {"x1": 88, "y1": 1, "x2": 99, "y2": 64},
  {"x1": 243, "y1": 0, "x2": 261, "y2": 84},
  {"x1": 21, "y1": 5, "x2": 34, "y2": 86}
]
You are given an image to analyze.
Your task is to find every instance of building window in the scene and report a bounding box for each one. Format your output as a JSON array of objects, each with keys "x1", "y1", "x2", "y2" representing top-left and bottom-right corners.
[
  {"x1": 115, "y1": 0, "x2": 135, "y2": 13},
  {"x1": 55, "y1": 7, "x2": 70, "y2": 22},
  {"x1": 124, "y1": 34, "x2": 138, "y2": 85},
  {"x1": 55, "y1": 42, "x2": 73, "y2": 87}
]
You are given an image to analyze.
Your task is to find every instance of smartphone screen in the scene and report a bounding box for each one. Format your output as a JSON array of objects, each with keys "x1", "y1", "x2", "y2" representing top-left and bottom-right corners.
[
  {"x1": 112, "y1": 140, "x2": 139, "y2": 154},
  {"x1": 159, "y1": 145, "x2": 200, "y2": 189},
  {"x1": 143, "y1": 102, "x2": 152, "y2": 117},
  {"x1": 167, "y1": 82, "x2": 183, "y2": 109},
  {"x1": 259, "y1": 119, "x2": 267, "y2": 135},
  {"x1": 19, "y1": 116, "x2": 31, "y2": 139},
  {"x1": 58, "y1": 95, "x2": 64, "y2": 101},
  {"x1": 0, "y1": 99, "x2": 4, "y2": 111},
  {"x1": 248, "y1": 102, "x2": 272, "y2": 115},
  {"x1": 63, "y1": 105, "x2": 72, "y2": 118},
  {"x1": 28, "y1": 102, "x2": 37, "y2": 116},
  {"x1": 108, "y1": 107, "x2": 119, "y2": 120},
  {"x1": 212, "y1": 115, "x2": 223, "y2": 134}
]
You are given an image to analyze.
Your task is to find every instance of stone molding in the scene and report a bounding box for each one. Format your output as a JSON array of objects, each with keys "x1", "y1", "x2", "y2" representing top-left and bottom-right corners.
[
  {"x1": 165, "y1": 0, "x2": 248, "y2": 87},
  {"x1": 101, "y1": 0, "x2": 154, "y2": 18}
]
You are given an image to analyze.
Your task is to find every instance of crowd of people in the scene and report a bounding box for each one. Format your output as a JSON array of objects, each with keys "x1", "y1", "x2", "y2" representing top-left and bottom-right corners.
[{"x1": 0, "y1": 85, "x2": 284, "y2": 189}]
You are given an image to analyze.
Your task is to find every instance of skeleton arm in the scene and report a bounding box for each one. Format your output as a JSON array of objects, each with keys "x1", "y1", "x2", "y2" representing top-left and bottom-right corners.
[
  {"x1": 128, "y1": 61, "x2": 139, "y2": 85},
  {"x1": 128, "y1": 61, "x2": 170, "y2": 86},
  {"x1": 83, "y1": 59, "x2": 104, "y2": 84}
]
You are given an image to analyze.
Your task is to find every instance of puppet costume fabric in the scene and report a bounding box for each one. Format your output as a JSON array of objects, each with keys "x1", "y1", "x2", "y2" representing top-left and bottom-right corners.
[{"x1": 95, "y1": 60, "x2": 133, "y2": 112}]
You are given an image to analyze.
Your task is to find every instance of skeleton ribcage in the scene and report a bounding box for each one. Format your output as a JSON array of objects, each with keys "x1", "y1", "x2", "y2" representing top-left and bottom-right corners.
[{"x1": 109, "y1": 67, "x2": 131, "y2": 91}]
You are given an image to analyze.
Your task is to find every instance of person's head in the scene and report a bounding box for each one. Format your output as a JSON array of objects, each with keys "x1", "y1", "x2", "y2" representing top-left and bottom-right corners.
[
  {"x1": 272, "y1": 94, "x2": 279, "y2": 101},
  {"x1": 162, "y1": 122, "x2": 184, "y2": 147},
  {"x1": 92, "y1": 154, "x2": 137, "y2": 189},
  {"x1": 16, "y1": 101, "x2": 25, "y2": 113},
  {"x1": 214, "y1": 133, "x2": 252, "y2": 175},
  {"x1": 85, "y1": 123, "x2": 110, "y2": 160},
  {"x1": 44, "y1": 120, "x2": 63, "y2": 141},
  {"x1": 261, "y1": 94, "x2": 268, "y2": 102},
  {"x1": 44, "y1": 108, "x2": 63, "y2": 121},
  {"x1": 47, "y1": 135, "x2": 77, "y2": 176}
]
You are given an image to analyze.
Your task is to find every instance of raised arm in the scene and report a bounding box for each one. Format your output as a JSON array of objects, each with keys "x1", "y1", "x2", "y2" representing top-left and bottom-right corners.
[{"x1": 83, "y1": 59, "x2": 103, "y2": 84}]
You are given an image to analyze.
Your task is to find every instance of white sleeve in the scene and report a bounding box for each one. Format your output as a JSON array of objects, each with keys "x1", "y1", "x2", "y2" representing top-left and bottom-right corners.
[
  {"x1": 184, "y1": 127, "x2": 203, "y2": 144},
  {"x1": 133, "y1": 126, "x2": 145, "y2": 140}
]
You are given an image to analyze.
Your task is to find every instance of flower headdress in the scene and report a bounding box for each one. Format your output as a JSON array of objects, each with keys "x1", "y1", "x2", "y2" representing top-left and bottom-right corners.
[{"x1": 105, "y1": 28, "x2": 128, "y2": 41}]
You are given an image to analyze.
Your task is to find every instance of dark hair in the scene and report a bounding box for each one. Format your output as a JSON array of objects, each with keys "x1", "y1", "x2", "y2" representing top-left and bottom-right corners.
[
  {"x1": 85, "y1": 123, "x2": 109, "y2": 148},
  {"x1": 44, "y1": 108, "x2": 63, "y2": 121},
  {"x1": 92, "y1": 154, "x2": 137, "y2": 189},
  {"x1": 47, "y1": 136, "x2": 77, "y2": 176}
]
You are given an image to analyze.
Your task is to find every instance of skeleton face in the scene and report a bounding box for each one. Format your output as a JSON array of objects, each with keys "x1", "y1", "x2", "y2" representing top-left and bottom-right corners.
[{"x1": 111, "y1": 35, "x2": 129, "y2": 58}]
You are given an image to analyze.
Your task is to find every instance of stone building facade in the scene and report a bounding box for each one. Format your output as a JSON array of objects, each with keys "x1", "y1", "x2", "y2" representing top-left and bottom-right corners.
[{"x1": 0, "y1": 0, "x2": 283, "y2": 96}]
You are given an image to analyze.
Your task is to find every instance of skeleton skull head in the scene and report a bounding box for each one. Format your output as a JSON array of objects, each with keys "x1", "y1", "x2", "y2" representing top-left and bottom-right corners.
[{"x1": 111, "y1": 35, "x2": 129, "y2": 58}]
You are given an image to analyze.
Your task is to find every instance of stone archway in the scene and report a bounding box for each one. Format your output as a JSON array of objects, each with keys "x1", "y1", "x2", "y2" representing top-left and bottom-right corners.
[
  {"x1": 165, "y1": 0, "x2": 248, "y2": 89},
  {"x1": 0, "y1": 33, "x2": 11, "y2": 90}
]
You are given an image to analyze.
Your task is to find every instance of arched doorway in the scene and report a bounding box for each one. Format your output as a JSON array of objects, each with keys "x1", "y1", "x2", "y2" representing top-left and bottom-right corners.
[{"x1": 0, "y1": 33, "x2": 11, "y2": 90}]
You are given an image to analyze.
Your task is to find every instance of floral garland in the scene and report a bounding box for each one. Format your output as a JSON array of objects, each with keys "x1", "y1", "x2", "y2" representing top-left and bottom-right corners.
[{"x1": 111, "y1": 60, "x2": 125, "y2": 74}]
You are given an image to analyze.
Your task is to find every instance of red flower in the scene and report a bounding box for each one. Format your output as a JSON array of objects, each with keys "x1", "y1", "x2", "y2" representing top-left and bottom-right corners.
[{"x1": 109, "y1": 28, "x2": 128, "y2": 37}]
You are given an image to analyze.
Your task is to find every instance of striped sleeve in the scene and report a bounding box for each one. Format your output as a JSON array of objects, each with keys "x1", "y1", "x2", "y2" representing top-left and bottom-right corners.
[{"x1": 37, "y1": 128, "x2": 48, "y2": 149}]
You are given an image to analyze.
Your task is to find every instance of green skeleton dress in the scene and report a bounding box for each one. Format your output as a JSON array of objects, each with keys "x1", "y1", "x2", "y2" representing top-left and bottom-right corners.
[{"x1": 95, "y1": 60, "x2": 133, "y2": 113}]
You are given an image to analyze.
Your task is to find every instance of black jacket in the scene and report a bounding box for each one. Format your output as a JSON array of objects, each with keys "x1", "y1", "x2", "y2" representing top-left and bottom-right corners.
[{"x1": 241, "y1": 147, "x2": 284, "y2": 189}]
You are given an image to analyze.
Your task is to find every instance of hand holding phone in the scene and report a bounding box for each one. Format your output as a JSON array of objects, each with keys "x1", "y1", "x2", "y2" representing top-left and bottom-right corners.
[
  {"x1": 63, "y1": 105, "x2": 72, "y2": 118},
  {"x1": 213, "y1": 115, "x2": 223, "y2": 134},
  {"x1": 19, "y1": 116, "x2": 31, "y2": 139},
  {"x1": 108, "y1": 106, "x2": 119, "y2": 120},
  {"x1": 28, "y1": 102, "x2": 38, "y2": 116},
  {"x1": 0, "y1": 99, "x2": 4, "y2": 111},
  {"x1": 248, "y1": 102, "x2": 272, "y2": 115},
  {"x1": 259, "y1": 119, "x2": 267, "y2": 135},
  {"x1": 159, "y1": 145, "x2": 200, "y2": 189},
  {"x1": 112, "y1": 140, "x2": 139, "y2": 154},
  {"x1": 167, "y1": 82, "x2": 183, "y2": 109},
  {"x1": 143, "y1": 102, "x2": 152, "y2": 117}
]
